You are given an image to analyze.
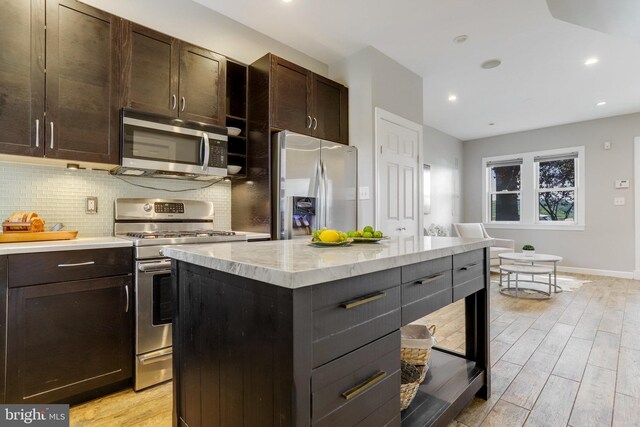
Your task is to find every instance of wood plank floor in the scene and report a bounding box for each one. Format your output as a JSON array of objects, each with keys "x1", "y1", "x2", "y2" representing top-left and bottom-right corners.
[{"x1": 69, "y1": 273, "x2": 640, "y2": 427}]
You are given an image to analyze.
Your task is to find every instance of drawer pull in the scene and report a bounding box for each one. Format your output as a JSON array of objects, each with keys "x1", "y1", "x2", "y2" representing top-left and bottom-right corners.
[
  {"x1": 340, "y1": 291, "x2": 385, "y2": 309},
  {"x1": 415, "y1": 273, "x2": 445, "y2": 285},
  {"x1": 57, "y1": 261, "x2": 95, "y2": 268},
  {"x1": 341, "y1": 371, "x2": 387, "y2": 400},
  {"x1": 460, "y1": 262, "x2": 480, "y2": 271}
]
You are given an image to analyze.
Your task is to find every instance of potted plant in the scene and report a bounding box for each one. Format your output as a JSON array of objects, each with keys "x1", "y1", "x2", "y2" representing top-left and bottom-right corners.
[{"x1": 522, "y1": 244, "x2": 535, "y2": 256}]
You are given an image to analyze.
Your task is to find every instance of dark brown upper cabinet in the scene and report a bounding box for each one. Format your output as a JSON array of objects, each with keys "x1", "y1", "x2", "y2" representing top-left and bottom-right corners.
[
  {"x1": 0, "y1": 0, "x2": 45, "y2": 157},
  {"x1": 269, "y1": 54, "x2": 348, "y2": 144},
  {"x1": 123, "y1": 23, "x2": 178, "y2": 116},
  {"x1": 123, "y1": 23, "x2": 226, "y2": 126},
  {"x1": 0, "y1": 0, "x2": 121, "y2": 164}
]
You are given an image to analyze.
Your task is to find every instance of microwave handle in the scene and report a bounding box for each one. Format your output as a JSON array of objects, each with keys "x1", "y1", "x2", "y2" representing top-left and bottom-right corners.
[{"x1": 201, "y1": 132, "x2": 210, "y2": 172}]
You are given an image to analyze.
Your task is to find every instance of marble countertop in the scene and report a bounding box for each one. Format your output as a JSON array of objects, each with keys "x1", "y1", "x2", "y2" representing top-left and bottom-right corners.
[
  {"x1": 163, "y1": 236, "x2": 493, "y2": 289},
  {"x1": 0, "y1": 237, "x2": 132, "y2": 255}
]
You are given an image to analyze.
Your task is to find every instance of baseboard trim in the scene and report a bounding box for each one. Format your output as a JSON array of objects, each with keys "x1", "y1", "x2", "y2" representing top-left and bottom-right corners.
[{"x1": 557, "y1": 266, "x2": 634, "y2": 279}]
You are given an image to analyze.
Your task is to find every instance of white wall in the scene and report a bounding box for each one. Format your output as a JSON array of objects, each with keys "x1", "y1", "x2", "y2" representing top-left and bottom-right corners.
[
  {"x1": 463, "y1": 112, "x2": 640, "y2": 274},
  {"x1": 81, "y1": 0, "x2": 327, "y2": 74},
  {"x1": 330, "y1": 47, "x2": 423, "y2": 229},
  {"x1": 424, "y1": 125, "x2": 463, "y2": 235}
]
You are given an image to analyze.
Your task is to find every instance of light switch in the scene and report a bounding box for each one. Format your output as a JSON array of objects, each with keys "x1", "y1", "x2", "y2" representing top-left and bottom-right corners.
[
  {"x1": 614, "y1": 197, "x2": 625, "y2": 206},
  {"x1": 604, "y1": 141, "x2": 612, "y2": 150}
]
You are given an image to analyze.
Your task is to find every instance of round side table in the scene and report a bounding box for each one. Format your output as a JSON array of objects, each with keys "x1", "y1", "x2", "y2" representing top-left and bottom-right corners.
[
  {"x1": 498, "y1": 252, "x2": 563, "y2": 293},
  {"x1": 499, "y1": 264, "x2": 554, "y2": 299}
]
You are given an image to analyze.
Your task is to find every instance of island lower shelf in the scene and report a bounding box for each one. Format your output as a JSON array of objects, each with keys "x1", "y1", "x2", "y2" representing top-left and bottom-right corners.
[
  {"x1": 401, "y1": 349, "x2": 485, "y2": 427},
  {"x1": 169, "y1": 240, "x2": 491, "y2": 427}
]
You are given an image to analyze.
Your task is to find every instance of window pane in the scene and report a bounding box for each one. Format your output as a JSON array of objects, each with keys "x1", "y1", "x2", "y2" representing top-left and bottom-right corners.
[
  {"x1": 491, "y1": 165, "x2": 521, "y2": 192},
  {"x1": 539, "y1": 159, "x2": 575, "y2": 189},
  {"x1": 538, "y1": 191, "x2": 575, "y2": 221},
  {"x1": 491, "y1": 194, "x2": 520, "y2": 221}
]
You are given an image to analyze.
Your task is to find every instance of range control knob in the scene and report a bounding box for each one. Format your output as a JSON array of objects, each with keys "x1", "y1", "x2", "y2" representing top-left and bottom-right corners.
[{"x1": 143, "y1": 203, "x2": 153, "y2": 212}]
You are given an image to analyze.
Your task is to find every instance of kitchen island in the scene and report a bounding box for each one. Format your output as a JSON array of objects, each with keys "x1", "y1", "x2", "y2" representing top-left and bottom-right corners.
[{"x1": 164, "y1": 236, "x2": 492, "y2": 427}]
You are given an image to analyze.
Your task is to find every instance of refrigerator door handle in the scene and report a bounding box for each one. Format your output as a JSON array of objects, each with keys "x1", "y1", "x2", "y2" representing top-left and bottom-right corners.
[
  {"x1": 321, "y1": 160, "x2": 328, "y2": 229},
  {"x1": 311, "y1": 159, "x2": 323, "y2": 229}
]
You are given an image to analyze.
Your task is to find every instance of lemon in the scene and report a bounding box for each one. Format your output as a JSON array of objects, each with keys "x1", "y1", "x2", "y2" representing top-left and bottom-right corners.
[{"x1": 319, "y1": 229, "x2": 340, "y2": 243}]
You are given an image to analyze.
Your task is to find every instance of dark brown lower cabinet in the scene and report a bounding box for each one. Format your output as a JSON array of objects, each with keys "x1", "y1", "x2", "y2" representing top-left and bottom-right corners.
[
  {"x1": 6, "y1": 275, "x2": 132, "y2": 404},
  {"x1": 173, "y1": 247, "x2": 491, "y2": 427}
]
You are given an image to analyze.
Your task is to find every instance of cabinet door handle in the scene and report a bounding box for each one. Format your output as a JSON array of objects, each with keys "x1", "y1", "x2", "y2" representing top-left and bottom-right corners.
[
  {"x1": 415, "y1": 273, "x2": 445, "y2": 285},
  {"x1": 49, "y1": 122, "x2": 54, "y2": 149},
  {"x1": 35, "y1": 120, "x2": 39, "y2": 147},
  {"x1": 312, "y1": 117, "x2": 317, "y2": 130},
  {"x1": 341, "y1": 371, "x2": 387, "y2": 400},
  {"x1": 171, "y1": 94, "x2": 177, "y2": 110},
  {"x1": 125, "y1": 284, "x2": 130, "y2": 313},
  {"x1": 57, "y1": 261, "x2": 95, "y2": 268},
  {"x1": 306, "y1": 115, "x2": 312, "y2": 129},
  {"x1": 340, "y1": 291, "x2": 385, "y2": 309},
  {"x1": 180, "y1": 97, "x2": 186, "y2": 112}
]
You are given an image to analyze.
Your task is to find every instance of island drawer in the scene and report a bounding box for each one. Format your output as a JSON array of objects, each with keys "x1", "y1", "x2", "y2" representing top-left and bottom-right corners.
[
  {"x1": 311, "y1": 331, "x2": 400, "y2": 426},
  {"x1": 401, "y1": 256, "x2": 452, "y2": 284},
  {"x1": 313, "y1": 285, "x2": 401, "y2": 367},
  {"x1": 8, "y1": 248, "x2": 133, "y2": 288},
  {"x1": 453, "y1": 249, "x2": 484, "y2": 270}
]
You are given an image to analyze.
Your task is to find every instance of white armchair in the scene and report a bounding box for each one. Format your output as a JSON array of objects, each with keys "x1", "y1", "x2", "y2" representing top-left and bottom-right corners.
[{"x1": 452, "y1": 223, "x2": 514, "y2": 266}]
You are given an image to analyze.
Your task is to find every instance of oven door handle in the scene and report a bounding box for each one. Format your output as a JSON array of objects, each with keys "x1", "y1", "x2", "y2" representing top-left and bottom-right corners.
[{"x1": 138, "y1": 260, "x2": 172, "y2": 272}]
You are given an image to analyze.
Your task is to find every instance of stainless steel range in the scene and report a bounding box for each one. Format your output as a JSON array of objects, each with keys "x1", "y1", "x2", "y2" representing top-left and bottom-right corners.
[{"x1": 114, "y1": 198, "x2": 247, "y2": 391}]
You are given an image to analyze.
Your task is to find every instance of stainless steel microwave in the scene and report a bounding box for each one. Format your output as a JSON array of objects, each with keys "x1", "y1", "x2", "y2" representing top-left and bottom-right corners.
[{"x1": 111, "y1": 109, "x2": 228, "y2": 180}]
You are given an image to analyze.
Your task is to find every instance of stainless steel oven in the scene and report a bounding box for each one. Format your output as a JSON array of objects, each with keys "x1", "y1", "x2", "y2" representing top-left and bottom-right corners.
[
  {"x1": 115, "y1": 198, "x2": 248, "y2": 391},
  {"x1": 134, "y1": 258, "x2": 173, "y2": 390}
]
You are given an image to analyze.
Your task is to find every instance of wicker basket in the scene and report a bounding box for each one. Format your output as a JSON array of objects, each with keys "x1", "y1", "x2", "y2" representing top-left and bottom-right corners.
[
  {"x1": 400, "y1": 361, "x2": 421, "y2": 411},
  {"x1": 400, "y1": 324, "x2": 437, "y2": 366}
]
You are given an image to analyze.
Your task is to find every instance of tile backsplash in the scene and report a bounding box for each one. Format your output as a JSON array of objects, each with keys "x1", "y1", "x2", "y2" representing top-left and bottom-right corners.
[{"x1": 0, "y1": 162, "x2": 231, "y2": 236}]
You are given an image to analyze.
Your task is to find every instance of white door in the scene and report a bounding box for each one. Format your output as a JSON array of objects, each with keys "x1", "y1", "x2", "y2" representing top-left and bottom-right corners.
[{"x1": 376, "y1": 108, "x2": 423, "y2": 239}]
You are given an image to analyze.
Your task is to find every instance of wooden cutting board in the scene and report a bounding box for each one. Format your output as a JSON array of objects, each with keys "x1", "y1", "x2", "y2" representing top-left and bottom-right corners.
[{"x1": 0, "y1": 231, "x2": 78, "y2": 243}]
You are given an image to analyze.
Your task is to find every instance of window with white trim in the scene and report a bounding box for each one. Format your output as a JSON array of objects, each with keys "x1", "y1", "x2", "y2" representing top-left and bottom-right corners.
[
  {"x1": 482, "y1": 147, "x2": 585, "y2": 230},
  {"x1": 535, "y1": 153, "x2": 577, "y2": 222},
  {"x1": 487, "y1": 159, "x2": 522, "y2": 222}
]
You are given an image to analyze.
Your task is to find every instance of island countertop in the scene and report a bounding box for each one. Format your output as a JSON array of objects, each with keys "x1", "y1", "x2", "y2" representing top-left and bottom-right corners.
[{"x1": 162, "y1": 236, "x2": 493, "y2": 289}]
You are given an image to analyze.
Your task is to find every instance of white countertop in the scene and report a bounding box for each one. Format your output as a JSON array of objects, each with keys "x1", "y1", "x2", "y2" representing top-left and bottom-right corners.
[
  {"x1": 0, "y1": 237, "x2": 132, "y2": 255},
  {"x1": 232, "y1": 231, "x2": 271, "y2": 241},
  {"x1": 163, "y1": 236, "x2": 493, "y2": 289}
]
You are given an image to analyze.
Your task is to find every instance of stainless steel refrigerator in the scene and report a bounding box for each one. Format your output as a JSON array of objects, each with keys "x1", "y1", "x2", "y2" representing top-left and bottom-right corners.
[{"x1": 273, "y1": 131, "x2": 357, "y2": 240}]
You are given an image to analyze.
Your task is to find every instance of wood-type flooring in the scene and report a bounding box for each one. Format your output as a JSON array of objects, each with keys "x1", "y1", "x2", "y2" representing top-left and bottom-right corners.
[{"x1": 70, "y1": 274, "x2": 640, "y2": 427}]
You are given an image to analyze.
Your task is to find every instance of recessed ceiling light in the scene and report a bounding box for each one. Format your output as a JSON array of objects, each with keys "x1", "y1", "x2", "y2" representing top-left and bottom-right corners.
[
  {"x1": 585, "y1": 57, "x2": 599, "y2": 66},
  {"x1": 453, "y1": 35, "x2": 468, "y2": 44},
  {"x1": 448, "y1": 94, "x2": 458, "y2": 102},
  {"x1": 481, "y1": 59, "x2": 502, "y2": 69},
  {"x1": 282, "y1": 0, "x2": 293, "y2": 3},
  {"x1": 596, "y1": 101, "x2": 607, "y2": 106}
]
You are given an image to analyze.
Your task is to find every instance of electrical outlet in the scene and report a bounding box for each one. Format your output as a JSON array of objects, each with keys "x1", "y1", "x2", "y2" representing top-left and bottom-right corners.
[
  {"x1": 358, "y1": 186, "x2": 370, "y2": 200},
  {"x1": 614, "y1": 197, "x2": 625, "y2": 206},
  {"x1": 86, "y1": 196, "x2": 98, "y2": 213}
]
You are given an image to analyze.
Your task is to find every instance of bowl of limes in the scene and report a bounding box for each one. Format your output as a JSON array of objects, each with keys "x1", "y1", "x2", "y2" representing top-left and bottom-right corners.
[
  {"x1": 309, "y1": 228, "x2": 353, "y2": 247},
  {"x1": 346, "y1": 226, "x2": 389, "y2": 243}
]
